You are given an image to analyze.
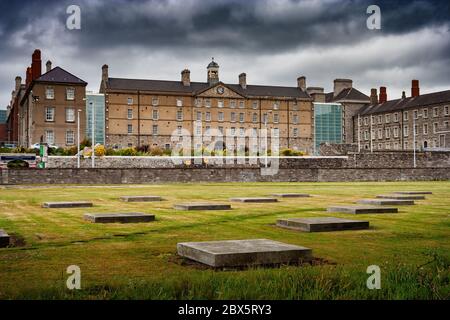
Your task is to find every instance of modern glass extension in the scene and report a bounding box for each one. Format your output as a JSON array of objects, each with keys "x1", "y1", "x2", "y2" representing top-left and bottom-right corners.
[
  {"x1": 313, "y1": 103, "x2": 343, "y2": 154},
  {"x1": 86, "y1": 92, "x2": 106, "y2": 145}
]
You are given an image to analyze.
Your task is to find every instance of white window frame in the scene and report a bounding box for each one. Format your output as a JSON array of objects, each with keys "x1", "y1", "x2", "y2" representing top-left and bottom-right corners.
[
  {"x1": 46, "y1": 87, "x2": 55, "y2": 100},
  {"x1": 127, "y1": 108, "x2": 133, "y2": 120},
  {"x1": 45, "y1": 130, "x2": 55, "y2": 145},
  {"x1": 66, "y1": 88, "x2": 75, "y2": 101},
  {"x1": 45, "y1": 107, "x2": 55, "y2": 122},
  {"x1": 66, "y1": 130, "x2": 75, "y2": 145},
  {"x1": 66, "y1": 108, "x2": 75, "y2": 123}
]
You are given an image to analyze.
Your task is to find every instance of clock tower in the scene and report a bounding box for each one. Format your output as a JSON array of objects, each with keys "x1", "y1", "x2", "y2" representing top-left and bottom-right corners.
[{"x1": 207, "y1": 58, "x2": 219, "y2": 85}]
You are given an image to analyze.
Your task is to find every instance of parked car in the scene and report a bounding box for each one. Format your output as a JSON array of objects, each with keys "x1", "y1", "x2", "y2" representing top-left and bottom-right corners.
[
  {"x1": 31, "y1": 143, "x2": 58, "y2": 150},
  {"x1": 3, "y1": 143, "x2": 17, "y2": 149}
]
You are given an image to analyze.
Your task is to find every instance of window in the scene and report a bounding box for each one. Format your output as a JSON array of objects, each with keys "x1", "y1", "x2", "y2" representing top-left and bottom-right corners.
[
  {"x1": 66, "y1": 88, "x2": 75, "y2": 100},
  {"x1": 152, "y1": 97, "x2": 159, "y2": 106},
  {"x1": 218, "y1": 100, "x2": 224, "y2": 108},
  {"x1": 378, "y1": 143, "x2": 382, "y2": 150},
  {"x1": 176, "y1": 99, "x2": 183, "y2": 107},
  {"x1": 445, "y1": 106, "x2": 449, "y2": 116},
  {"x1": 206, "y1": 112, "x2": 211, "y2": 122},
  {"x1": 239, "y1": 101, "x2": 245, "y2": 109},
  {"x1": 195, "y1": 98, "x2": 201, "y2": 107},
  {"x1": 230, "y1": 100, "x2": 236, "y2": 108},
  {"x1": 230, "y1": 127, "x2": 236, "y2": 136},
  {"x1": 273, "y1": 102, "x2": 279, "y2": 110},
  {"x1": 230, "y1": 112, "x2": 236, "y2": 122},
  {"x1": 127, "y1": 98, "x2": 133, "y2": 105},
  {"x1": 252, "y1": 113, "x2": 258, "y2": 123},
  {"x1": 127, "y1": 109, "x2": 133, "y2": 120},
  {"x1": 45, "y1": 130, "x2": 54, "y2": 145},
  {"x1": 218, "y1": 126, "x2": 224, "y2": 134},
  {"x1": 393, "y1": 127, "x2": 399, "y2": 138},
  {"x1": 205, "y1": 126, "x2": 211, "y2": 136},
  {"x1": 414, "y1": 125, "x2": 418, "y2": 136},
  {"x1": 394, "y1": 113, "x2": 399, "y2": 122},
  {"x1": 263, "y1": 113, "x2": 268, "y2": 124},
  {"x1": 364, "y1": 130, "x2": 369, "y2": 140},
  {"x1": 414, "y1": 110, "x2": 418, "y2": 119},
  {"x1": 152, "y1": 110, "x2": 159, "y2": 120},
  {"x1": 239, "y1": 127, "x2": 245, "y2": 136},
  {"x1": 444, "y1": 121, "x2": 449, "y2": 129},
  {"x1": 239, "y1": 113, "x2": 245, "y2": 123},
  {"x1": 66, "y1": 131, "x2": 75, "y2": 145},
  {"x1": 364, "y1": 117, "x2": 369, "y2": 125},
  {"x1": 386, "y1": 143, "x2": 391, "y2": 150},
  {"x1": 45, "y1": 107, "x2": 55, "y2": 122},
  {"x1": 152, "y1": 125, "x2": 158, "y2": 135},
  {"x1": 177, "y1": 126, "x2": 182, "y2": 135},
  {"x1": 292, "y1": 102, "x2": 299, "y2": 111},
  {"x1": 293, "y1": 128, "x2": 298, "y2": 137},
  {"x1": 46, "y1": 87, "x2": 54, "y2": 100},
  {"x1": 65, "y1": 108, "x2": 75, "y2": 123},
  {"x1": 273, "y1": 114, "x2": 279, "y2": 123},
  {"x1": 377, "y1": 128, "x2": 383, "y2": 139},
  {"x1": 127, "y1": 124, "x2": 133, "y2": 134},
  {"x1": 385, "y1": 114, "x2": 390, "y2": 123},
  {"x1": 252, "y1": 101, "x2": 258, "y2": 109},
  {"x1": 196, "y1": 111, "x2": 202, "y2": 121},
  {"x1": 205, "y1": 99, "x2": 211, "y2": 108},
  {"x1": 403, "y1": 125, "x2": 409, "y2": 137},
  {"x1": 293, "y1": 114, "x2": 299, "y2": 124},
  {"x1": 404, "y1": 141, "x2": 409, "y2": 149},
  {"x1": 378, "y1": 115, "x2": 382, "y2": 124},
  {"x1": 423, "y1": 123, "x2": 428, "y2": 135},
  {"x1": 273, "y1": 128, "x2": 280, "y2": 137},
  {"x1": 403, "y1": 111, "x2": 408, "y2": 121},
  {"x1": 394, "y1": 142, "x2": 399, "y2": 150},
  {"x1": 423, "y1": 109, "x2": 428, "y2": 118},
  {"x1": 176, "y1": 110, "x2": 183, "y2": 121},
  {"x1": 433, "y1": 107, "x2": 439, "y2": 117},
  {"x1": 218, "y1": 112, "x2": 224, "y2": 122},
  {"x1": 385, "y1": 128, "x2": 390, "y2": 139},
  {"x1": 433, "y1": 122, "x2": 438, "y2": 133}
]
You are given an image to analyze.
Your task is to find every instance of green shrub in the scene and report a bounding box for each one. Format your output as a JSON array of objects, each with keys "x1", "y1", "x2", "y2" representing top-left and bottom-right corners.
[{"x1": 7, "y1": 160, "x2": 30, "y2": 169}]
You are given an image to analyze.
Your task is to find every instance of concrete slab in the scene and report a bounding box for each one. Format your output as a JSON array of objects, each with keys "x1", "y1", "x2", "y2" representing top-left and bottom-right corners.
[
  {"x1": 277, "y1": 217, "x2": 369, "y2": 232},
  {"x1": 84, "y1": 213, "x2": 155, "y2": 223},
  {"x1": 376, "y1": 194, "x2": 426, "y2": 200},
  {"x1": 174, "y1": 203, "x2": 232, "y2": 211},
  {"x1": 230, "y1": 198, "x2": 278, "y2": 203},
  {"x1": 0, "y1": 229, "x2": 10, "y2": 248},
  {"x1": 120, "y1": 196, "x2": 162, "y2": 202},
  {"x1": 327, "y1": 205, "x2": 398, "y2": 214},
  {"x1": 42, "y1": 201, "x2": 93, "y2": 208},
  {"x1": 271, "y1": 193, "x2": 310, "y2": 198},
  {"x1": 177, "y1": 239, "x2": 312, "y2": 268},
  {"x1": 393, "y1": 191, "x2": 432, "y2": 195},
  {"x1": 357, "y1": 199, "x2": 415, "y2": 206}
]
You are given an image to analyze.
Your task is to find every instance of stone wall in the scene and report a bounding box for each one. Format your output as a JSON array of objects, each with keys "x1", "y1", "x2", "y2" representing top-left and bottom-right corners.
[{"x1": 1, "y1": 166, "x2": 449, "y2": 185}]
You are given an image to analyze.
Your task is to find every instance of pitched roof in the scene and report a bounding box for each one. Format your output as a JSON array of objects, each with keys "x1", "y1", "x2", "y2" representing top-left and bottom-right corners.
[
  {"x1": 358, "y1": 90, "x2": 450, "y2": 116},
  {"x1": 326, "y1": 87, "x2": 370, "y2": 103},
  {"x1": 107, "y1": 78, "x2": 311, "y2": 99},
  {"x1": 36, "y1": 67, "x2": 87, "y2": 85}
]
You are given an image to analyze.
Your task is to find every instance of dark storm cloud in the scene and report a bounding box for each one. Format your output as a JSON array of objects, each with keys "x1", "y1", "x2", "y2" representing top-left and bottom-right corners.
[{"x1": 0, "y1": 0, "x2": 449, "y2": 108}]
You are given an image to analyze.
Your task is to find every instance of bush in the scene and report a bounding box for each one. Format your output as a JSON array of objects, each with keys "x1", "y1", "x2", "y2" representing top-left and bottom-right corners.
[
  {"x1": 149, "y1": 147, "x2": 164, "y2": 156},
  {"x1": 95, "y1": 145, "x2": 106, "y2": 157},
  {"x1": 7, "y1": 160, "x2": 29, "y2": 169}
]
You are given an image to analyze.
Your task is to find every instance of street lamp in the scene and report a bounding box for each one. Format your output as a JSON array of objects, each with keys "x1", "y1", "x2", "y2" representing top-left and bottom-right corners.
[
  {"x1": 77, "y1": 109, "x2": 82, "y2": 169},
  {"x1": 90, "y1": 101, "x2": 95, "y2": 169}
]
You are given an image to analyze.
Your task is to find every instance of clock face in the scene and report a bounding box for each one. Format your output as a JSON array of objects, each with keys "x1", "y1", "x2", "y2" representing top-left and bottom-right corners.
[{"x1": 217, "y1": 87, "x2": 225, "y2": 95}]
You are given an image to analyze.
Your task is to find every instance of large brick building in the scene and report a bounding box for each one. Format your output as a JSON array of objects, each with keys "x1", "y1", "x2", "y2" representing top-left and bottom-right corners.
[
  {"x1": 12, "y1": 50, "x2": 88, "y2": 148},
  {"x1": 100, "y1": 59, "x2": 315, "y2": 153},
  {"x1": 354, "y1": 81, "x2": 450, "y2": 151}
]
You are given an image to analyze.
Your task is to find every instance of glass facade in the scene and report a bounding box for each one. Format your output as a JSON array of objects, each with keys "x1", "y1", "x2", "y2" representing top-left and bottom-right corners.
[
  {"x1": 0, "y1": 110, "x2": 6, "y2": 124},
  {"x1": 314, "y1": 103, "x2": 343, "y2": 154},
  {"x1": 86, "y1": 93, "x2": 105, "y2": 145}
]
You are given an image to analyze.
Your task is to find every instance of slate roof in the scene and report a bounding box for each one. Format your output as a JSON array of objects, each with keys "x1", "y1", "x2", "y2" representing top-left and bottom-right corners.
[
  {"x1": 107, "y1": 78, "x2": 311, "y2": 99},
  {"x1": 358, "y1": 90, "x2": 450, "y2": 116},
  {"x1": 326, "y1": 88, "x2": 370, "y2": 103},
  {"x1": 36, "y1": 67, "x2": 87, "y2": 85}
]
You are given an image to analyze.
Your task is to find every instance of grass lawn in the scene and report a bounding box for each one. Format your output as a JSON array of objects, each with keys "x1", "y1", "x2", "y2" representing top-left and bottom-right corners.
[{"x1": 0, "y1": 181, "x2": 449, "y2": 300}]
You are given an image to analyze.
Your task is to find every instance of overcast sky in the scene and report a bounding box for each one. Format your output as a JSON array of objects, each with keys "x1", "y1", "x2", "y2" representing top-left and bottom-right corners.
[{"x1": 0, "y1": 0, "x2": 449, "y2": 109}]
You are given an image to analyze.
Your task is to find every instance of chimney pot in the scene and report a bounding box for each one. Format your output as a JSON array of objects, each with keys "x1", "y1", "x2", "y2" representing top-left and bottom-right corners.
[
  {"x1": 379, "y1": 86, "x2": 387, "y2": 104},
  {"x1": 181, "y1": 69, "x2": 191, "y2": 86},
  {"x1": 370, "y1": 88, "x2": 378, "y2": 105},
  {"x1": 411, "y1": 79, "x2": 420, "y2": 97},
  {"x1": 297, "y1": 76, "x2": 306, "y2": 91},
  {"x1": 31, "y1": 49, "x2": 42, "y2": 81},
  {"x1": 239, "y1": 73, "x2": 247, "y2": 89},
  {"x1": 46, "y1": 60, "x2": 52, "y2": 73}
]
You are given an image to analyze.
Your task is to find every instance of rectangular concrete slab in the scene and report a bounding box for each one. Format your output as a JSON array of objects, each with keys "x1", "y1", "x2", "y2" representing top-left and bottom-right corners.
[
  {"x1": 174, "y1": 203, "x2": 231, "y2": 211},
  {"x1": 120, "y1": 196, "x2": 162, "y2": 202},
  {"x1": 327, "y1": 205, "x2": 398, "y2": 214},
  {"x1": 277, "y1": 217, "x2": 369, "y2": 232},
  {"x1": 376, "y1": 194, "x2": 426, "y2": 200},
  {"x1": 271, "y1": 193, "x2": 310, "y2": 198},
  {"x1": 177, "y1": 239, "x2": 312, "y2": 268},
  {"x1": 42, "y1": 201, "x2": 93, "y2": 208},
  {"x1": 357, "y1": 199, "x2": 415, "y2": 206},
  {"x1": 0, "y1": 229, "x2": 10, "y2": 248},
  {"x1": 393, "y1": 191, "x2": 432, "y2": 195},
  {"x1": 84, "y1": 213, "x2": 155, "y2": 223},
  {"x1": 230, "y1": 198, "x2": 278, "y2": 203}
]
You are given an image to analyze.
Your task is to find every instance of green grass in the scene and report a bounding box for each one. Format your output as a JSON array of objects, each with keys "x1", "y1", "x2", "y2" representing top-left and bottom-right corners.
[{"x1": 0, "y1": 182, "x2": 449, "y2": 300}]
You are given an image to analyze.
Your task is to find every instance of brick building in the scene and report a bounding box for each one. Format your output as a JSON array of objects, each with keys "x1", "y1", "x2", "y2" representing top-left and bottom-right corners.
[
  {"x1": 354, "y1": 81, "x2": 450, "y2": 151},
  {"x1": 100, "y1": 59, "x2": 315, "y2": 153},
  {"x1": 17, "y1": 50, "x2": 88, "y2": 148}
]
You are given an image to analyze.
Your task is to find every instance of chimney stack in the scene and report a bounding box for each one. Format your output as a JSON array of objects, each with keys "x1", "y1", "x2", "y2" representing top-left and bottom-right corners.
[
  {"x1": 333, "y1": 79, "x2": 353, "y2": 97},
  {"x1": 31, "y1": 49, "x2": 42, "y2": 81},
  {"x1": 402, "y1": 91, "x2": 406, "y2": 99},
  {"x1": 181, "y1": 69, "x2": 191, "y2": 86},
  {"x1": 26, "y1": 67, "x2": 32, "y2": 87},
  {"x1": 297, "y1": 76, "x2": 306, "y2": 91},
  {"x1": 411, "y1": 80, "x2": 420, "y2": 97},
  {"x1": 370, "y1": 88, "x2": 378, "y2": 105},
  {"x1": 102, "y1": 64, "x2": 109, "y2": 84},
  {"x1": 15, "y1": 76, "x2": 22, "y2": 93},
  {"x1": 239, "y1": 73, "x2": 247, "y2": 89},
  {"x1": 46, "y1": 60, "x2": 52, "y2": 73},
  {"x1": 379, "y1": 87, "x2": 387, "y2": 104}
]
